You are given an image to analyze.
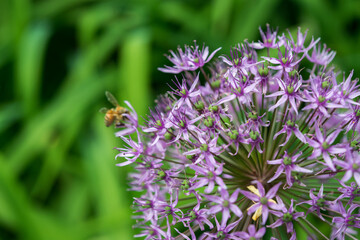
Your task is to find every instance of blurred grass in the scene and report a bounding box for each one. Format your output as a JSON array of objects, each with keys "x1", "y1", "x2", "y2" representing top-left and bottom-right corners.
[{"x1": 0, "y1": 0, "x2": 359, "y2": 239}]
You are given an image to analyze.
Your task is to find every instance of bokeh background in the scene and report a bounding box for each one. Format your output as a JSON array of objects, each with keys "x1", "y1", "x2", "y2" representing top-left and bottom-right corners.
[{"x1": 0, "y1": 0, "x2": 360, "y2": 239}]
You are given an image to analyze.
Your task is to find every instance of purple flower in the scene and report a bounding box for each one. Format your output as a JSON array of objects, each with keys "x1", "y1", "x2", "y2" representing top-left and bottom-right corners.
[
  {"x1": 267, "y1": 151, "x2": 312, "y2": 187},
  {"x1": 109, "y1": 26, "x2": 360, "y2": 239},
  {"x1": 175, "y1": 227, "x2": 196, "y2": 240},
  {"x1": 184, "y1": 135, "x2": 223, "y2": 168},
  {"x1": 340, "y1": 105, "x2": 360, "y2": 132},
  {"x1": 332, "y1": 201, "x2": 360, "y2": 239},
  {"x1": 240, "y1": 182, "x2": 282, "y2": 225},
  {"x1": 263, "y1": 46, "x2": 303, "y2": 73},
  {"x1": 335, "y1": 181, "x2": 360, "y2": 205},
  {"x1": 158, "y1": 41, "x2": 221, "y2": 74},
  {"x1": 307, "y1": 43, "x2": 336, "y2": 66},
  {"x1": 273, "y1": 114, "x2": 306, "y2": 146},
  {"x1": 115, "y1": 132, "x2": 143, "y2": 166},
  {"x1": 334, "y1": 150, "x2": 360, "y2": 185},
  {"x1": 161, "y1": 218, "x2": 176, "y2": 240},
  {"x1": 134, "y1": 220, "x2": 167, "y2": 240},
  {"x1": 189, "y1": 164, "x2": 226, "y2": 193},
  {"x1": 115, "y1": 100, "x2": 138, "y2": 136},
  {"x1": 303, "y1": 82, "x2": 343, "y2": 118},
  {"x1": 181, "y1": 194, "x2": 213, "y2": 231},
  {"x1": 286, "y1": 27, "x2": 320, "y2": 54},
  {"x1": 203, "y1": 217, "x2": 242, "y2": 240},
  {"x1": 245, "y1": 111, "x2": 270, "y2": 132},
  {"x1": 249, "y1": 24, "x2": 281, "y2": 49},
  {"x1": 216, "y1": 73, "x2": 258, "y2": 105},
  {"x1": 266, "y1": 73, "x2": 304, "y2": 115},
  {"x1": 220, "y1": 46, "x2": 253, "y2": 70},
  {"x1": 167, "y1": 109, "x2": 203, "y2": 142},
  {"x1": 142, "y1": 110, "x2": 169, "y2": 145},
  {"x1": 205, "y1": 188, "x2": 242, "y2": 226},
  {"x1": 225, "y1": 126, "x2": 249, "y2": 156},
  {"x1": 169, "y1": 74, "x2": 201, "y2": 109},
  {"x1": 236, "y1": 224, "x2": 266, "y2": 240},
  {"x1": 337, "y1": 70, "x2": 360, "y2": 106},
  {"x1": 156, "y1": 191, "x2": 182, "y2": 224},
  {"x1": 268, "y1": 197, "x2": 304, "y2": 234},
  {"x1": 299, "y1": 185, "x2": 331, "y2": 221},
  {"x1": 247, "y1": 130, "x2": 264, "y2": 157},
  {"x1": 133, "y1": 186, "x2": 166, "y2": 222},
  {"x1": 307, "y1": 123, "x2": 346, "y2": 171}
]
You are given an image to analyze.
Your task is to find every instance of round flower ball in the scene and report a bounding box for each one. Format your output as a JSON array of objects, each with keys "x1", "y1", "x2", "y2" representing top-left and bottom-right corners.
[{"x1": 107, "y1": 25, "x2": 360, "y2": 240}]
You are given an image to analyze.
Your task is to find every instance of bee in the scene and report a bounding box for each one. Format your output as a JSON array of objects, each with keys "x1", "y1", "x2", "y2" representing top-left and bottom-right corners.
[{"x1": 100, "y1": 91, "x2": 129, "y2": 127}]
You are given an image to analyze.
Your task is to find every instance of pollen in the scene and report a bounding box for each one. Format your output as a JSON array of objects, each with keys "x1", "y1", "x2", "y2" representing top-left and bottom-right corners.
[{"x1": 247, "y1": 185, "x2": 277, "y2": 221}]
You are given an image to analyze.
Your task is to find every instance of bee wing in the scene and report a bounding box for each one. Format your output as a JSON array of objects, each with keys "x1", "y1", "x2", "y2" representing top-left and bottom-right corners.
[
  {"x1": 99, "y1": 107, "x2": 108, "y2": 113},
  {"x1": 105, "y1": 91, "x2": 119, "y2": 107}
]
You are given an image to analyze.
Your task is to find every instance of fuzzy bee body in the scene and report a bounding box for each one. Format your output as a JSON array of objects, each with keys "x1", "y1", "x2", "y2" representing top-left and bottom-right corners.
[{"x1": 100, "y1": 92, "x2": 129, "y2": 127}]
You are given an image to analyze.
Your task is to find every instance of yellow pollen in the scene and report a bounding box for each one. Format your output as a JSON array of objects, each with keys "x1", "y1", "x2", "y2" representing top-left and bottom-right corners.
[
  {"x1": 247, "y1": 185, "x2": 260, "y2": 196},
  {"x1": 246, "y1": 185, "x2": 277, "y2": 221}
]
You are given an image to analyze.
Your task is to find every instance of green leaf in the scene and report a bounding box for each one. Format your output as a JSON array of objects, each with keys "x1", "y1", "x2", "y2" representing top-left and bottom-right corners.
[{"x1": 15, "y1": 22, "x2": 51, "y2": 118}]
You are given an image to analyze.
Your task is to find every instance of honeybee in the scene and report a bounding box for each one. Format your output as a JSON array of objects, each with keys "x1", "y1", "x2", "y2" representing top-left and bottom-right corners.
[{"x1": 100, "y1": 91, "x2": 129, "y2": 127}]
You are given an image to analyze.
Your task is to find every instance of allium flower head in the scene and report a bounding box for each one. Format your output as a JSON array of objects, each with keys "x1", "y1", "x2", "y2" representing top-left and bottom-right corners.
[{"x1": 106, "y1": 26, "x2": 360, "y2": 239}]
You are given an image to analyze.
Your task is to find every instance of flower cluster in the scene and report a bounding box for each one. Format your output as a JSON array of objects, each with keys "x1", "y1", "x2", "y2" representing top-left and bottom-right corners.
[{"x1": 108, "y1": 26, "x2": 360, "y2": 239}]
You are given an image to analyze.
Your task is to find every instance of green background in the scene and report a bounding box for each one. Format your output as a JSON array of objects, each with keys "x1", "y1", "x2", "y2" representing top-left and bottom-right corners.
[{"x1": 0, "y1": 0, "x2": 359, "y2": 239}]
